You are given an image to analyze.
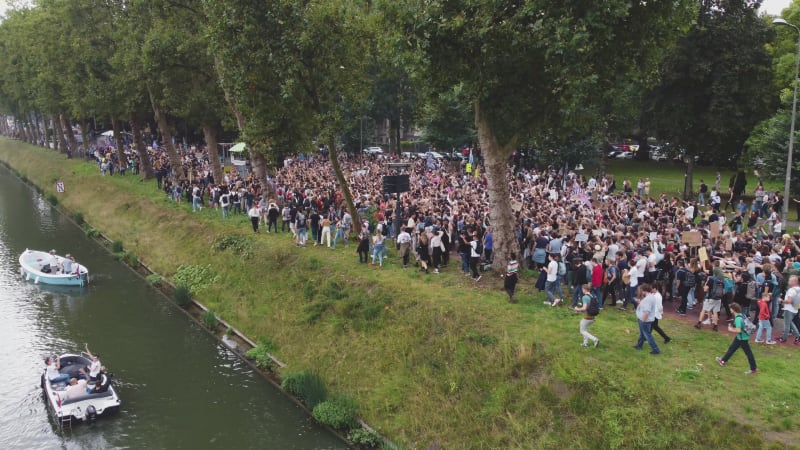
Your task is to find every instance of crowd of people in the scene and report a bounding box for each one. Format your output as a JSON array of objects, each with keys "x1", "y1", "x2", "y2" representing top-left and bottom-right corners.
[{"x1": 87, "y1": 141, "x2": 800, "y2": 369}]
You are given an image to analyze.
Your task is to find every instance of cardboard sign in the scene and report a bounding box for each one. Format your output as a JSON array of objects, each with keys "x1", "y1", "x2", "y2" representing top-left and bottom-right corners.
[
  {"x1": 465, "y1": 163, "x2": 472, "y2": 174},
  {"x1": 575, "y1": 233, "x2": 589, "y2": 242},
  {"x1": 649, "y1": 232, "x2": 657, "y2": 241},
  {"x1": 699, "y1": 247, "x2": 709, "y2": 265},
  {"x1": 681, "y1": 231, "x2": 702, "y2": 247},
  {"x1": 710, "y1": 222, "x2": 720, "y2": 239},
  {"x1": 511, "y1": 200, "x2": 523, "y2": 212}
]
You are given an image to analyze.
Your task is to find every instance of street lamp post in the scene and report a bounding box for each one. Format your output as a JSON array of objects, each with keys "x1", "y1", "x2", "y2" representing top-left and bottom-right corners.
[{"x1": 774, "y1": 18, "x2": 800, "y2": 231}]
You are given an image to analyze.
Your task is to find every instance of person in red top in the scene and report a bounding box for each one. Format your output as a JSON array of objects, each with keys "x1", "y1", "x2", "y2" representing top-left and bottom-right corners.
[
  {"x1": 591, "y1": 258, "x2": 604, "y2": 304},
  {"x1": 754, "y1": 293, "x2": 775, "y2": 344}
]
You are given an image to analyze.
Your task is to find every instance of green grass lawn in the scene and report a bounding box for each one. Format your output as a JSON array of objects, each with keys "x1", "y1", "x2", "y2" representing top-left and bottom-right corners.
[
  {"x1": 590, "y1": 158, "x2": 784, "y2": 199},
  {"x1": 2, "y1": 140, "x2": 798, "y2": 449}
]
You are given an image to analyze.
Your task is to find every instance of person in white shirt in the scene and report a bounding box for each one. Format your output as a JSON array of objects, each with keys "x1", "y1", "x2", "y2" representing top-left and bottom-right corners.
[
  {"x1": 397, "y1": 227, "x2": 412, "y2": 268},
  {"x1": 778, "y1": 276, "x2": 800, "y2": 343},
  {"x1": 79, "y1": 343, "x2": 102, "y2": 381},
  {"x1": 45, "y1": 357, "x2": 69, "y2": 384},
  {"x1": 65, "y1": 378, "x2": 88, "y2": 400},
  {"x1": 620, "y1": 265, "x2": 639, "y2": 311},
  {"x1": 544, "y1": 254, "x2": 560, "y2": 306}
]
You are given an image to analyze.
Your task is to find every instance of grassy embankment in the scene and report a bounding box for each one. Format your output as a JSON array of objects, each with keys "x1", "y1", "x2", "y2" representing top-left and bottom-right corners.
[{"x1": 1, "y1": 139, "x2": 797, "y2": 449}]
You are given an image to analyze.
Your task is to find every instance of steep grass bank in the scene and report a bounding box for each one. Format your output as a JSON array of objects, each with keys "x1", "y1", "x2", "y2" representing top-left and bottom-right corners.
[{"x1": 1, "y1": 139, "x2": 797, "y2": 449}]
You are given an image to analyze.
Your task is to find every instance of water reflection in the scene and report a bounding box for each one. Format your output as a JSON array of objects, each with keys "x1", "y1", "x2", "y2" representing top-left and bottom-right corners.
[{"x1": 0, "y1": 165, "x2": 346, "y2": 449}]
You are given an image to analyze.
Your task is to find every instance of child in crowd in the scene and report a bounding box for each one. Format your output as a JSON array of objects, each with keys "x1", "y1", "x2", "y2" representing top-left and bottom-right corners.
[
  {"x1": 573, "y1": 284, "x2": 600, "y2": 348},
  {"x1": 754, "y1": 293, "x2": 775, "y2": 344}
]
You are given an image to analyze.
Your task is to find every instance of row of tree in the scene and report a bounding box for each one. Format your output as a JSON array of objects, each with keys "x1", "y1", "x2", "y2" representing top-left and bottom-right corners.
[{"x1": 0, "y1": 0, "x2": 791, "y2": 271}]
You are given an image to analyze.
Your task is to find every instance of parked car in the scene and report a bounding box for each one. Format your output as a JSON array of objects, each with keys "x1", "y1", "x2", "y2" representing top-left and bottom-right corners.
[
  {"x1": 615, "y1": 151, "x2": 634, "y2": 159},
  {"x1": 363, "y1": 146, "x2": 384, "y2": 155},
  {"x1": 425, "y1": 151, "x2": 445, "y2": 159},
  {"x1": 650, "y1": 150, "x2": 668, "y2": 161}
]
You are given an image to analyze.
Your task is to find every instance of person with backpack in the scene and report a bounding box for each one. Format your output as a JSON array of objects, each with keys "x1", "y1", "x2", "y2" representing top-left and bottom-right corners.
[
  {"x1": 572, "y1": 284, "x2": 600, "y2": 348},
  {"x1": 649, "y1": 284, "x2": 672, "y2": 344},
  {"x1": 777, "y1": 275, "x2": 800, "y2": 344},
  {"x1": 602, "y1": 254, "x2": 621, "y2": 308},
  {"x1": 695, "y1": 276, "x2": 723, "y2": 332},
  {"x1": 716, "y1": 303, "x2": 758, "y2": 374},
  {"x1": 676, "y1": 259, "x2": 694, "y2": 315}
]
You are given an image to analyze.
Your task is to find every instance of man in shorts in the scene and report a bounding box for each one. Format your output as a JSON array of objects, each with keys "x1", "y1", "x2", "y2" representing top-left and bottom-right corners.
[{"x1": 695, "y1": 276, "x2": 722, "y2": 332}]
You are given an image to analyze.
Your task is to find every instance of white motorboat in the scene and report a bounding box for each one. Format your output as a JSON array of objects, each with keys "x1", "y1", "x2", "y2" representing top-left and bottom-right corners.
[
  {"x1": 19, "y1": 249, "x2": 89, "y2": 287},
  {"x1": 41, "y1": 353, "x2": 120, "y2": 427}
]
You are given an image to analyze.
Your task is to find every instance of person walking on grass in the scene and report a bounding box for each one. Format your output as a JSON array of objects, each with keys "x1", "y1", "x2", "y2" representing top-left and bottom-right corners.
[
  {"x1": 247, "y1": 204, "x2": 260, "y2": 233},
  {"x1": 777, "y1": 275, "x2": 800, "y2": 344},
  {"x1": 649, "y1": 284, "x2": 672, "y2": 344},
  {"x1": 573, "y1": 284, "x2": 600, "y2": 348},
  {"x1": 694, "y1": 275, "x2": 722, "y2": 332},
  {"x1": 717, "y1": 303, "x2": 757, "y2": 374},
  {"x1": 503, "y1": 253, "x2": 519, "y2": 303},
  {"x1": 634, "y1": 283, "x2": 660, "y2": 355},
  {"x1": 544, "y1": 253, "x2": 560, "y2": 306}
]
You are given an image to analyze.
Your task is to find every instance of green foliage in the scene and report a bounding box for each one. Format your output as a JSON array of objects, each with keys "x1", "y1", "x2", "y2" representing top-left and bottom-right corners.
[
  {"x1": 211, "y1": 235, "x2": 253, "y2": 259},
  {"x1": 46, "y1": 194, "x2": 58, "y2": 205},
  {"x1": 245, "y1": 346, "x2": 275, "y2": 370},
  {"x1": 146, "y1": 273, "x2": 162, "y2": 286},
  {"x1": 111, "y1": 240, "x2": 124, "y2": 253},
  {"x1": 203, "y1": 310, "x2": 218, "y2": 330},
  {"x1": 174, "y1": 264, "x2": 218, "y2": 293},
  {"x1": 348, "y1": 428, "x2": 383, "y2": 448},
  {"x1": 321, "y1": 279, "x2": 348, "y2": 300},
  {"x1": 647, "y1": 0, "x2": 775, "y2": 169},
  {"x1": 84, "y1": 227, "x2": 100, "y2": 238},
  {"x1": 174, "y1": 284, "x2": 191, "y2": 306},
  {"x1": 312, "y1": 396, "x2": 359, "y2": 430},
  {"x1": 282, "y1": 370, "x2": 328, "y2": 409},
  {"x1": 122, "y1": 252, "x2": 139, "y2": 268},
  {"x1": 70, "y1": 211, "x2": 84, "y2": 224}
]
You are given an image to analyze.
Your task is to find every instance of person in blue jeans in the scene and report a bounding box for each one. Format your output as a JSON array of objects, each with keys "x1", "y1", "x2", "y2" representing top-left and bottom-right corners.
[
  {"x1": 45, "y1": 357, "x2": 70, "y2": 384},
  {"x1": 633, "y1": 284, "x2": 660, "y2": 354}
]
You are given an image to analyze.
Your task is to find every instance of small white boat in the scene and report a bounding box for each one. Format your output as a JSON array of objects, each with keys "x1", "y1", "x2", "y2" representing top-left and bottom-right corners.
[
  {"x1": 41, "y1": 353, "x2": 121, "y2": 427},
  {"x1": 19, "y1": 249, "x2": 89, "y2": 287}
]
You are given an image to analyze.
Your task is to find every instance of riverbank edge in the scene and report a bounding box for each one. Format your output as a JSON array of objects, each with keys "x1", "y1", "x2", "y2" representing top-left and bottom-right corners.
[
  {"x1": 3, "y1": 140, "x2": 799, "y2": 449},
  {"x1": 0, "y1": 155, "x2": 383, "y2": 450}
]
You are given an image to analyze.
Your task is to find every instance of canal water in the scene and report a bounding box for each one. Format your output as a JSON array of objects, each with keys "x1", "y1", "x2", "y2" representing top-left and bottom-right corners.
[{"x1": 0, "y1": 163, "x2": 346, "y2": 449}]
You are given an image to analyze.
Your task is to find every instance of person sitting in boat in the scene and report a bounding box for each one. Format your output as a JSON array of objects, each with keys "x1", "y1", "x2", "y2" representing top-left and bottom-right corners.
[
  {"x1": 44, "y1": 357, "x2": 69, "y2": 384},
  {"x1": 89, "y1": 367, "x2": 111, "y2": 394},
  {"x1": 65, "y1": 377, "x2": 88, "y2": 400},
  {"x1": 78, "y1": 343, "x2": 101, "y2": 381}
]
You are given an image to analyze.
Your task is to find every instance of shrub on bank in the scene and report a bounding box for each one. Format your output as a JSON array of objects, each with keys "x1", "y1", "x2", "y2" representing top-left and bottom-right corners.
[
  {"x1": 312, "y1": 396, "x2": 358, "y2": 430},
  {"x1": 203, "y1": 310, "x2": 217, "y2": 330},
  {"x1": 281, "y1": 370, "x2": 328, "y2": 409},
  {"x1": 146, "y1": 273, "x2": 162, "y2": 286},
  {"x1": 174, "y1": 284, "x2": 191, "y2": 306},
  {"x1": 348, "y1": 428, "x2": 383, "y2": 448},
  {"x1": 111, "y1": 240, "x2": 123, "y2": 253}
]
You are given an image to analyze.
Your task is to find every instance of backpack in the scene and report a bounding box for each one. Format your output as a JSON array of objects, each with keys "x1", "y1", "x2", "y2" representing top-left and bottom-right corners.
[
  {"x1": 587, "y1": 295, "x2": 600, "y2": 316},
  {"x1": 708, "y1": 276, "x2": 724, "y2": 300},
  {"x1": 722, "y1": 276, "x2": 735, "y2": 294},
  {"x1": 683, "y1": 270, "x2": 696, "y2": 287},
  {"x1": 558, "y1": 261, "x2": 567, "y2": 276},
  {"x1": 745, "y1": 281, "x2": 757, "y2": 301},
  {"x1": 739, "y1": 314, "x2": 757, "y2": 337},
  {"x1": 475, "y1": 240, "x2": 483, "y2": 255}
]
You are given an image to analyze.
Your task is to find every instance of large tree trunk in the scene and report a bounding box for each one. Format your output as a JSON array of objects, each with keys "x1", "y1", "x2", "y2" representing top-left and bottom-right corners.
[
  {"x1": 220, "y1": 81, "x2": 267, "y2": 184},
  {"x1": 81, "y1": 119, "x2": 93, "y2": 158},
  {"x1": 328, "y1": 135, "x2": 361, "y2": 235},
  {"x1": 61, "y1": 115, "x2": 79, "y2": 157},
  {"x1": 147, "y1": 86, "x2": 185, "y2": 181},
  {"x1": 475, "y1": 102, "x2": 516, "y2": 273},
  {"x1": 130, "y1": 114, "x2": 154, "y2": 179},
  {"x1": 683, "y1": 157, "x2": 695, "y2": 201},
  {"x1": 202, "y1": 124, "x2": 224, "y2": 185},
  {"x1": 111, "y1": 117, "x2": 127, "y2": 170},
  {"x1": 51, "y1": 115, "x2": 69, "y2": 153},
  {"x1": 32, "y1": 113, "x2": 43, "y2": 146}
]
